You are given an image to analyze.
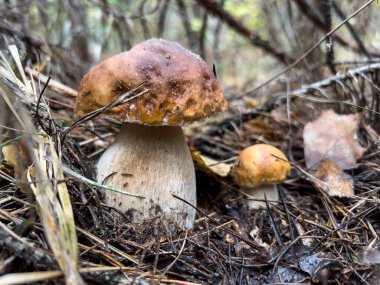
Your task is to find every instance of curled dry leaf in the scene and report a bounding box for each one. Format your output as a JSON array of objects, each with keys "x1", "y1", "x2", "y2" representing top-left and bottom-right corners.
[
  {"x1": 313, "y1": 159, "x2": 354, "y2": 197},
  {"x1": 303, "y1": 109, "x2": 363, "y2": 170},
  {"x1": 2, "y1": 143, "x2": 19, "y2": 168},
  {"x1": 191, "y1": 151, "x2": 231, "y2": 177},
  {"x1": 1, "y1": 140, "x2": 32, "y2": 193}
]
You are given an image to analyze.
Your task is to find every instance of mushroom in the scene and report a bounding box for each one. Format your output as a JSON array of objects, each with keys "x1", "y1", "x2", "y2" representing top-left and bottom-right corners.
[
  {"x1": 231, "y1": 144, "x2": 291, "y2": 209},
  {"x1": 75, "y1": 38, "x2": 227, "y2": 229}
]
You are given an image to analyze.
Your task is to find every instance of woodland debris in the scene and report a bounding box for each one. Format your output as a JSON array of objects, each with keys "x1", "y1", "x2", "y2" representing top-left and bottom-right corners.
[
  {"x1": 312, "y1": 159, "x2": 354, "y2": 197},
  {"x1": 303, "y1": 109, "x2": 363, "y2": 170},
  {"x1": 194, "y1": 153, "x2": 231, "y2": 177}
]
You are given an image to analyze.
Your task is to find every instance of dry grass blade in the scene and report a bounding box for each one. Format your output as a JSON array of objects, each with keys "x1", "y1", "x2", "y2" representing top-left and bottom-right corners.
[
  {"x1": 0, "y1": 266, "x2": 198, "y2": 285},
  {"x1": 0, "y1": 271, "x2": 63, "y2": 285},
  {"x1": 61, "y1": 81, "x2": 149, "y2": 141},
  {"x1": 55, "y1": 157, "x2": 145, "y2": 198},
  {"x1": 76, "y1": 226, "x2": 139, "y2": 264},
  {"x1": 0, "y1": 83, "x2": 26, "y2": 129},
  {"x1": 0, "y1": 45, "x2": 83, "y2": 284}
]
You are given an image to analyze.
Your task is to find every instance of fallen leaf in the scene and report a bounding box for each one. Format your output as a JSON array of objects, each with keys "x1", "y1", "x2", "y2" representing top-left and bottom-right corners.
[
  {"x1": 1, "y1": 139, "x2": 34, "y2": 193},
  {"x1": 355, "y1": 247, "x2": 380, "y2": 265},
  {"x1": 243, "y1": 116, "x2": 283, "y2": 141},
  {"x1": 273, "y1": 266, "x2": 309, "y2": 284},
  {"x1": 303, "y1": 109, "x2": 363, "y2": 170},
  {"x1": 313, "y1": 159, "x2": 354, "y2": 197},
  {"x1": 191, "y1": 151, "x2": 231, "y2": 177},
  {"x1": 2, "y1": 143, "x2": 19, "y2": 167}
]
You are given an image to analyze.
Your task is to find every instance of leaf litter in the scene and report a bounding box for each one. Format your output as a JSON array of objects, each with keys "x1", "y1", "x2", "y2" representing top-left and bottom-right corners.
[{"x1": 1, "y1": 45, "x2": 380, "y2": 285}]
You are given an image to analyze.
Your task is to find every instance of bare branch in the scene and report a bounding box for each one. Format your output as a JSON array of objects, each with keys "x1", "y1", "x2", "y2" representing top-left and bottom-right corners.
[
  {"x1": 290, "y1": 62, "x2": 380, "y2": 97},
  {"x1": 139, "y1": 0, "x2": 152, "y2": 39},
  {"x1": 293, "y1": 0, "x2": 374, "y2": 57},
  {"x1": 67, "y1": 0, "x2": 92, "y2": 62},
  {"x1": 332, "y1": 0, "x2": 371, "y2": 58},
  {"x1": 320, "y1": 0, "x2": 336, "y2": 74},
  {"x1": 177, "y1": 0, "x2": 198, "y2": 51},
  {"x1": 199, "y1": 9, "x2": 208, "y2": 59},
  {"x1": 194, "y1": 0, "x2": 294, "y2": 65},
  {"x1": 157, "y1": 0, "x2": 171, "y2": 37}
]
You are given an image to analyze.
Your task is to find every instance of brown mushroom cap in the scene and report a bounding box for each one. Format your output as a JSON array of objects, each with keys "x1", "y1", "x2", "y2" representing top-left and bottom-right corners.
[
  {"x1": 232, "y1": 144, "x2": 291, "y2": 188},
  {"x1": 75, "y1": 38, "x2": 227, "y2": 126}
]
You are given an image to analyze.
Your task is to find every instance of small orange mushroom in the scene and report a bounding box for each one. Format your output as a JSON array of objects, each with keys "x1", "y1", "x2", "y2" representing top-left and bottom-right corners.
[{"x1": 231, "y1": 144, "x2": 291, "y2": 209}]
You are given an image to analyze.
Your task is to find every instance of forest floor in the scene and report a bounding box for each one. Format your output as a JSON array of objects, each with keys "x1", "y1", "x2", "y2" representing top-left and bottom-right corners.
[{"x1": 1, "y1": 54, "x2": 380, "y2": 285}]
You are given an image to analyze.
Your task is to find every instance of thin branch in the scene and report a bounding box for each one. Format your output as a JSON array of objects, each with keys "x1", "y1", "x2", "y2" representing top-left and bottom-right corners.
[
  {"x1": 194, "y1": 0, "x2": 294, "y2": 65},
  {"x1": 212, "y1": 0, "x2": 225, "y2": 63},
  {"x1": 289, "y1": 62, "x2": 380, "y2": 97},
  {"x1": 139, "y1": 0, "x2": 151, "y2": 39},
  {"x1": 199, "y1": 9, "x2": 208, "y2": 59},
  {"x1": 157, "y1": 0, "x2": 170, "y2": 37},
  {"x1": 67, "y1": 0, "x2": 92, "y2": 62},
  {"x1": 60, "y1": 82, "x2": 149, "y2": 141},
  {"x1": 321, "y1": 0, "x2": 336, "y2": 74},
  {"x1": 25, "y1": 66, "x2": 78, "y2": 98},
  {"x1": 293, "y1": 0, "x2": 370, "y2": 56},
  {"x1": 331, "y1": 0, "x2": 371, "y2": 58},
  {"x1": 176, "y1": 0, "x2": 197, "y2": 51}
]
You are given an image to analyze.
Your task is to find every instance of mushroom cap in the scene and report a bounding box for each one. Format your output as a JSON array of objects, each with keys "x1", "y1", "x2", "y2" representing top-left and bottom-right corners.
[
  {"x1": 75, "y1": 38, "x2": 227, "y2": 126},
  {"x1": 232, "y1": 144, "x2": 291, "y2": 188}
]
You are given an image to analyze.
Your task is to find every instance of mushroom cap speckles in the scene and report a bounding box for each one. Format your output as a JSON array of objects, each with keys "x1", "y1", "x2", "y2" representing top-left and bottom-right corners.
[
  {"x1": 232, "y1": 144, "x2": 291, "y2": 188},
  {"x1": 75, "y1": 38, "x2": 227, "y2": 126}
]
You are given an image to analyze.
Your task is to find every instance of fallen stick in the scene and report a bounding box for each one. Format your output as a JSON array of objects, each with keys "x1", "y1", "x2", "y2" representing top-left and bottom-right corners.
[
  {"x1": 290, "y1": 62, "x2": 380, "y2": 96},
  {"x1": 25, "y1": 66, "x2": 78, "y2": 97}
]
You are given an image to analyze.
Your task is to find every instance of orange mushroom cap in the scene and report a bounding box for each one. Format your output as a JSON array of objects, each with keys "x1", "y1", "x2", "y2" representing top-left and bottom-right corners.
[
  {"x1": 75, "y1": 38, "x2": 227, "y2": 126},
  {"x1": 232, "y1": 144, "x2": 291, "y2": 188}
]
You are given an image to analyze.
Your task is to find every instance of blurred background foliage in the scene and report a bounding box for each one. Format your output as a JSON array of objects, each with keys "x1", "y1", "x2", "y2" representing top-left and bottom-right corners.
[{"x1": 0, "y1": 0, "x2": 379, "y2": 98}]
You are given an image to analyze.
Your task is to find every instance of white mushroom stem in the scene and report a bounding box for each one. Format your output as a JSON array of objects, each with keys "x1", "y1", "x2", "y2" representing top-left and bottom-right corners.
[
  {"x1": 244, "y1": 184, "x2": 279, "y2": 209},
  {"x1": 97, "y1": 123, "x2": 196, "y2": 229}
]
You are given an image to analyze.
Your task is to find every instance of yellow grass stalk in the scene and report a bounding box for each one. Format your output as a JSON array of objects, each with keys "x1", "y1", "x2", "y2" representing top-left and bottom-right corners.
[{"x1": 0, "y1": 45, "x2": 82, "y2": 284}]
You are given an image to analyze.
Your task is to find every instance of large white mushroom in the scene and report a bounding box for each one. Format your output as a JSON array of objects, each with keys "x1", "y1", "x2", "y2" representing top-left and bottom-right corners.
[{"x1": 75, "y1": 38, "x2": 227, "y2": 229}]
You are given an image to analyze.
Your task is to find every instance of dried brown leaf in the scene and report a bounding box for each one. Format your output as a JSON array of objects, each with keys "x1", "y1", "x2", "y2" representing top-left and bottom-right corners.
[
  {"x1": 191, "y1": 151, "x2": 231, "y2": 177},
  {"x1": 313, "y1": 159, "x2": 354, "y2": 197},
  {"x1": 303, "y1": 109, "x2": 363, "y2": 170}
]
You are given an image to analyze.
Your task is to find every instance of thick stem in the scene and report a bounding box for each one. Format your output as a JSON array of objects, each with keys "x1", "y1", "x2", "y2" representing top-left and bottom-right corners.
[
  {"x1": 244, "y1": 184, "x2": 278, "y2": 209},
  {"x1": 97, "y1": 123, "x2": 196, "y2": 229}
]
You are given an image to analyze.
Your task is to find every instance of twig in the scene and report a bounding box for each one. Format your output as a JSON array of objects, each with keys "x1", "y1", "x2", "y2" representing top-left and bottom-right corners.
[
  {"x1": 195, "y1": 0, "x2": 293, "y2": 64},
  {"x1": 138, "y1": 0, "x2": 151, "y2": 39},
  {"x1": 35, "y1": 76, "x2": 52, "y2": 135},
  {"x1": 321, "y1": 0, "x2": 336, "y2": 74},
  {"x1": 293, "y1": 0, "x2": 369, "y2": 55},
  {"x1": 76, "y1": 227, "x2": 139, "y2": 265},
  {"x1": 157, "y1": 0, "x2": 171, "y2": 37},
  {"x1": 264, "y1": 194, "x2": 283, "y2": 246},
  {"x1": 177, "y1": 0, "x2": 197, "y2": 51},
  {"x1": 289, "y1": 63, "x2": 380, "y2": 97},
  {"x1": 0, "y1": 221, "x2": 57, "y2": 267},
  {"x1": 331, "y1": 0, "x2": 371, "y2": 58},
  {"x1": 25, "y1": 66, "x2": 78, "y2": 98},
  {"x1": 60, "y1": 81, "x2": 148, "y2": 142},
  {"x1": 159, "y1": 232, "x2": 188, "y2": 279}
]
